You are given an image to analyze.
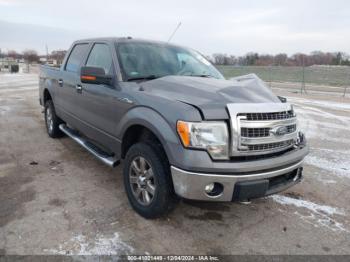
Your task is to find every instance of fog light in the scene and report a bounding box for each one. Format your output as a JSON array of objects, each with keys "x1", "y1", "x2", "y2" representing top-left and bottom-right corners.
[
  {"x1": 204, "y1": 182, "x2": 224, "y2": 197},
  {"x1": 205, "y1": 183, "x2": 215, "y2": 193}
]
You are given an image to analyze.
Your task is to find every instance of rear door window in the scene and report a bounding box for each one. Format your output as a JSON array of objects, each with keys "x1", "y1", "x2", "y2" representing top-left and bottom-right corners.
[
  {"x1": 86, "y1": 43, "x2": 113, "y2": 74},
  {"x1": 65, "y1": 44, "x2": 89, "y2": 73}
]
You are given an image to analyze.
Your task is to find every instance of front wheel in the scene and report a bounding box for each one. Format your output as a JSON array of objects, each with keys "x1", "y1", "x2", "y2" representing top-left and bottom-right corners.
[{"x1": 123, "y1": 142, "x2": 178, "y2": 218}]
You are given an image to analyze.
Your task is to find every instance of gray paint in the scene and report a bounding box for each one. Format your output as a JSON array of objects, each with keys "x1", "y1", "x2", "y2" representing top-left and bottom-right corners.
[
  {"x1": 140, "y1": 74, "x2": 280, "y2": 119},
  {"x1": 39, "y1": 37, "x2": 308, "y2": 175}
]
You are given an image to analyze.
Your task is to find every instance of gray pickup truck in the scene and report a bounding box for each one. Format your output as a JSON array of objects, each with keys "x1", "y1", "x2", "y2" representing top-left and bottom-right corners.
[{"x1": 39, "y1": 37, "x2": 308, "y2": 218}]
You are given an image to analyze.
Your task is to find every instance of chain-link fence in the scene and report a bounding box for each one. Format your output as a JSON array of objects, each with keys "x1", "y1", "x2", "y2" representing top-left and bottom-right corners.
[{"x1": 217, "y1": 65, "x2": 350, "y2": 97}]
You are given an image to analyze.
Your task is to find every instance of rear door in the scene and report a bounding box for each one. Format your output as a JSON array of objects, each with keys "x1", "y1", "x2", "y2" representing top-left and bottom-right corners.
[{"x1": 58, "y1": 43, "x2": 90, "y2": 120}]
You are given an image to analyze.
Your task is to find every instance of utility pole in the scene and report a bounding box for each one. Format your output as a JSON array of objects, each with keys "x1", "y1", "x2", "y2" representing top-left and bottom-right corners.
[{"x1": 167, "y1": 22, "x2": 182, "y2": 43}]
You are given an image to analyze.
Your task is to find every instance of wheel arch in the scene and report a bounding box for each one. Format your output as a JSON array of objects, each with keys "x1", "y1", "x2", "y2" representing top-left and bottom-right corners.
[
  {"x1": 43, "y1": 88, "x2": 52, "y2": 105},
  {"x1": 118, "y1": 107, "x2": 180, "y2": 164}
]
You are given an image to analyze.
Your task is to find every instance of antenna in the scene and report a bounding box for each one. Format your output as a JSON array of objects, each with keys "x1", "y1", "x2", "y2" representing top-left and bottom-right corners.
[{"x1": 167, "y1": 22, "x2": 182, "y2": 43}]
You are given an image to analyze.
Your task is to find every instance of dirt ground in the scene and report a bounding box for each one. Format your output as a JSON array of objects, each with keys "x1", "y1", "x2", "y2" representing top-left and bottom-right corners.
[{"x1": 0, "y1": 73, "x2": 350, "y2": 255}]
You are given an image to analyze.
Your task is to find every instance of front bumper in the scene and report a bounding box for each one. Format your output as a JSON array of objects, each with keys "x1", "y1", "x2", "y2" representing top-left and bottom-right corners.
[{"x1": 171, "y1": 160, "x2": 304, "y2": 201}]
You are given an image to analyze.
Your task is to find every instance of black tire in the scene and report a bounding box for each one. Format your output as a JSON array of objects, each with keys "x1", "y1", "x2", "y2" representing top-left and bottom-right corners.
[
  {"x1": 123, "y1": 142, "x2": 178, "y2": 218},
  {"x1": 44, "y1": 100, "x2": 64, "y2": 138}
]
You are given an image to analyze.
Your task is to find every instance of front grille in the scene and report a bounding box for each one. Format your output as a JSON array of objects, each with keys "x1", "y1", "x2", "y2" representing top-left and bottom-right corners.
[
  {"x1": 244, "y1": 139, "x2": 294, "y2": 152},
  {"x1": 227, "y1": 103, "x2": 298, "y2": 156},
  {"x1": 241, "y1": 124, "x2": 297, "y2": 138},
  {"x1": 286, "y1": 124, "x2": 296, "y2": 133},
  {"x1": 240, "y1": 111, "x2": 294, "y2": 121},
  {"x1": 241, "y1": 127, "x2": 270, "y2": 137}
]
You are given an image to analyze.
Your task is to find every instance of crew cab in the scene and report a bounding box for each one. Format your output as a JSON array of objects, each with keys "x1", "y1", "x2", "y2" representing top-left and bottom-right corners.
[{"x1": 39, "y1": 37, "x2": 308, "y2": 218}]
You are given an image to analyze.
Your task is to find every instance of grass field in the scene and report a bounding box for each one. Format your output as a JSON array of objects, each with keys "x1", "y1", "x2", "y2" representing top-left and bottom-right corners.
[{"x1": 217, "y1": 65, "x2": 350, "y2": 87}]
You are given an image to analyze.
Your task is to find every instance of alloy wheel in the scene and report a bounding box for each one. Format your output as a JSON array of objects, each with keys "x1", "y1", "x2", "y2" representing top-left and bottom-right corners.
[
  {"x1": 129, "y1": 156, "x2": 156, "y2": 206},
  {"x1": 46, "y1": 106, "x2": 53, "y2": 133}
]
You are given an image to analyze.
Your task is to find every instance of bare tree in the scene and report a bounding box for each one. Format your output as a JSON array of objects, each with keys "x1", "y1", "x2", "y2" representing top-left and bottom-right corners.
[
  {"x1": 211, "y1": 51, "x2": 350, "y2": 66},
  {"x1": 23, "y1": 49, "x2": 39, "y2": 64},
  {"x1": 7, "y1": 50, "x2": 20, "y2": 60},
  {"x1": 50, "y1": 50, "x2": 67, "y2": 65},
  {"x1": 274, "y1": 53, "x2": 288, "y2": 66},
  {"x1": 255, "y1": 54, "x2": 274, "y2": 66},
  {"x1": 245, "y1": 53, "x2": 259, "y2": 66},
  {"x1": 212, "y1": 53, "x2": 226, "y2": 65}
]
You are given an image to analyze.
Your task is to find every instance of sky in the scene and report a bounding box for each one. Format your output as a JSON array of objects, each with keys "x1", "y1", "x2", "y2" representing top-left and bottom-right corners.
[{"x1": 0, "y1": 0, "x2": 350, "y2": 56}]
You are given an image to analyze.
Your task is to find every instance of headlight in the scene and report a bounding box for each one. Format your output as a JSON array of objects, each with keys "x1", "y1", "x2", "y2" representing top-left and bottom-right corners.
[{"x1": 177, "y1": 120, "x2": 229, "y2": 160}]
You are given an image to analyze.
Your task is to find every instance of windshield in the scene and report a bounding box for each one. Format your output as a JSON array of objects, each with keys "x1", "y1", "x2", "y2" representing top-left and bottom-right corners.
[{"x1": 116, "y1": 42, "x2": 224, "y2": 81}]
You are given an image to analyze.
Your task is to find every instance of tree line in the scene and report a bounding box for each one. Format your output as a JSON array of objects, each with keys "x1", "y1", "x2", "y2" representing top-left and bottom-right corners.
[
  {"x1": 0, "y1": 49, "x2": 67, "y2": 64},
  {"x1": 1, "y1": 48, "x2": 350, "y2": 67},
  {"x1": 211, "y1": 51, "x2": 350, "y2": 66}
]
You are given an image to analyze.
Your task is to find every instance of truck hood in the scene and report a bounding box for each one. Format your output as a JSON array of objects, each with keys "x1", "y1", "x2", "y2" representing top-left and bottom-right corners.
[{"x1": 140, "y1": 74, "x2": 281, "y2": 120}]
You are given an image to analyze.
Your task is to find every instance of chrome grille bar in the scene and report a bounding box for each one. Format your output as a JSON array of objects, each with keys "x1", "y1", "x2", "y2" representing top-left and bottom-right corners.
[
  {"x1": 239, "y1": 118, "x2": 296, "y2": 128},
  {"x1": 241, "y1": 124, "x2": 296, "y2": 138},
  {"x1": 239, "y1": 111, "x2": 295, "y2": 121},
  {"x1": 245, "y1": 139, "x2": 295, "y2": 152},
  {"x1": 241, "y1": 127, "x2": 270, "y2": 137}
]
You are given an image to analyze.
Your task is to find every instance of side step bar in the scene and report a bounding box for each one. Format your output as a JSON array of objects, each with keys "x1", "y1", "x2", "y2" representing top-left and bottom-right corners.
[{"x1": 59, "y1": 124, "x2": 119, "y2": 167}]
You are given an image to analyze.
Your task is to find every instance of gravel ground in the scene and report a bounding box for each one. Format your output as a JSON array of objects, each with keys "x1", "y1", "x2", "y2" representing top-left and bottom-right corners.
[{"x1": 0, "y1": 73, "x2": 349, "y2": 255}]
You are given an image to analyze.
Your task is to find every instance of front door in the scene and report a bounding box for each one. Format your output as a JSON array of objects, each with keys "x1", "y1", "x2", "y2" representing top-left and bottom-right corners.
[{"x1": 77, "y1": 42, "x2": 127, "y2": 155}]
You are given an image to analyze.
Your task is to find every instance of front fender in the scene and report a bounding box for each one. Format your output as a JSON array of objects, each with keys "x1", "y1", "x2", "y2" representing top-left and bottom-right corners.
[{"x1": 117, "y1": 106, "x2": 181, "y2": 164}]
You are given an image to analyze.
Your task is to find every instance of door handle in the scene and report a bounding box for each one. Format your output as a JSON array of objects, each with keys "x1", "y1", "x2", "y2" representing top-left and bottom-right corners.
[
  {"x1": 76, "y1": 84, "x2": 82, "y2": 93},
  {"x1": 58, "y1": 79, "x2": 63, "y2": 87}
]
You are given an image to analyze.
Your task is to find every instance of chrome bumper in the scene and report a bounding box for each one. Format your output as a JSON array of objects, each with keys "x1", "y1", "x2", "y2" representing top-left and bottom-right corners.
[{"x1": 171, "y1": 160, "x2": 304, "y2": 201}]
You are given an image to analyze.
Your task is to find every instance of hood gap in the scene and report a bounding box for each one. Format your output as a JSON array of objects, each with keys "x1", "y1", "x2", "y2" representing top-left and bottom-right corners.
[{"x1": 176, "y1": 100, "x2": 205, "y2": 120}]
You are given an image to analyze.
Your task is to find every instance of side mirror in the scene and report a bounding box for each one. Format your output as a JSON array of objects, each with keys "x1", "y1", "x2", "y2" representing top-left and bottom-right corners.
[{"x1": 80, "y1": 66, "x2": 112, "y2": 85}]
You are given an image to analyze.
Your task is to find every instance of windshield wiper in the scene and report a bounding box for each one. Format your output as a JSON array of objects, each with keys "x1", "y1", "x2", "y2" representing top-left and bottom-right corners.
[{"x1": 127, "y1": 75, "x2": 158, "y2": 82}]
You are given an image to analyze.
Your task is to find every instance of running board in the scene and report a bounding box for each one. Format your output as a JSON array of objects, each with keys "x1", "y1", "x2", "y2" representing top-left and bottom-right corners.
[{"x1": 59, "y1": 124, "x2": 119, "y2": 167}]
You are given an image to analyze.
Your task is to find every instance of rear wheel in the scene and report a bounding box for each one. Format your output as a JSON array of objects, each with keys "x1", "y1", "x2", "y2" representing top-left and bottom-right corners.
[
  {"x1": 123, "y1": 142, "x2": 178, "y2": 218},
  {"x1": 44, "y1": 100, "x2": 64, "y2": 138}
]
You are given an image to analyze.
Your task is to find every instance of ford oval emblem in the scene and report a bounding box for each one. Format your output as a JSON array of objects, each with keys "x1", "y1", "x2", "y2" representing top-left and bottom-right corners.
[{"x1": 270, "y1": 126, "x2": 288, "y2": 136}]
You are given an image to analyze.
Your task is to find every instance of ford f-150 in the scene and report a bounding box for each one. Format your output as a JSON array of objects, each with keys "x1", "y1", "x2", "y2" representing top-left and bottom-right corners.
[{"x1": 39, "y1": 37, "x2": 308, "y2": 218}]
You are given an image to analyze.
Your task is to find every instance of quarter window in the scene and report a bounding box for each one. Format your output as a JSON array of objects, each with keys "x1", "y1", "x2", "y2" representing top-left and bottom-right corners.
[{"x1": 86, "y1": 44, "x2": 113, "y2": 74}]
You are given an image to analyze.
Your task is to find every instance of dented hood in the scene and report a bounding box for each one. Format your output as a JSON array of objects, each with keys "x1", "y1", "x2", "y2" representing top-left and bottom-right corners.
[{"x1": 140, "y1": 74, "x2": 281, "y2": 120}]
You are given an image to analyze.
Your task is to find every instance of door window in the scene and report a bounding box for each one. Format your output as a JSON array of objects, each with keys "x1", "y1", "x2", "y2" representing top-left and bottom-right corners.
[
  {"x1": 86, "y1": 44, "x2": 113, "y2": 74},
  {"x1": 65, "y1": 44, "x2": 89, "y2": 73}
]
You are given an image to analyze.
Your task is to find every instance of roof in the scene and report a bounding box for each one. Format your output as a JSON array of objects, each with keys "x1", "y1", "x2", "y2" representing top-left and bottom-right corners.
[{"x1": 74, "y1": 37, "x2": 184, "y2": 48}]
